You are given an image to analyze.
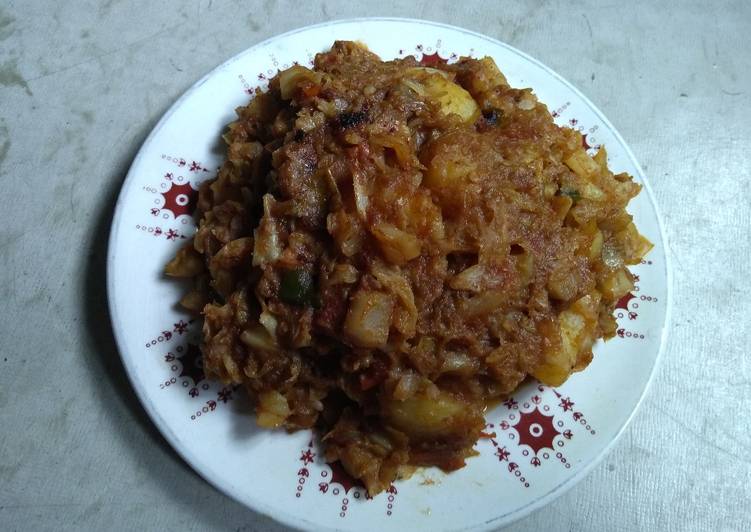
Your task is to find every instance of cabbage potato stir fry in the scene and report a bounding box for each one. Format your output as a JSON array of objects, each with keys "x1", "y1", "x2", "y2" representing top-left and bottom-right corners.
[{"x1": 166, "y1": 42, "x2": 651, "y2": 494}]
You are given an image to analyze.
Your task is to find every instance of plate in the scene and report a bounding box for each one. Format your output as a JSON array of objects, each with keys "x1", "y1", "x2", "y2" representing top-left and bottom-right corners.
[{"x1": 107, "y1": 18, "x2": 671, "y2": 531}]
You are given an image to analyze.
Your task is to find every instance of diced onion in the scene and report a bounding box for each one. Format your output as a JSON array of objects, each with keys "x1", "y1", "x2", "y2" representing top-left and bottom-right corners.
[
  {"x1": 599, "y1": 268, "x2": 634, "y2": 301},
  {"x1": 279, "y1": 65, "x2": 322, "y2": 100},
  {"x1": 165, "y1": 244, "x2": 204, "y2": 277},
  {"x1": 461, "y1": 290, "x2": 507, "y2": 318},
  {"x1": 449, "y1": 264, "x2": 486, "y2": 292},
  {"x1": 240, "y1": 325, "x2": 278, "y2": 352},
  {"x1": 330, "y1": 263, "x2": 360, "y2": 285},
  {"x1": 564, "y1": 149, "x2": 600, "y2": 180},
  {"x1": 259, "y1": 308, "x2": 279, "y2": 338},
  {"x1": 344, "y1": 290, "x2": 394, "y2": 348},
  {"x1": 392, "y1": 372, "x2": 419, "y2": 401},
  {"x1": 253, "y1": 195, "x2": 283, "y2": 267},
  {"x1": 370, "y1": 223, "x2": 421, "y2": 265},
  {"x1": 371, "y1": 262, "x2": 418, "y2": 337},
  {"x1": 440, "y1": 351, "x2": 480, "y2": 375}
]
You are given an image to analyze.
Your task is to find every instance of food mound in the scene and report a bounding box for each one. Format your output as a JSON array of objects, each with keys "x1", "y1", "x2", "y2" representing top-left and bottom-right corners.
[{"x1": 166, "y1": 41, "x2": 652, "y2": 494}]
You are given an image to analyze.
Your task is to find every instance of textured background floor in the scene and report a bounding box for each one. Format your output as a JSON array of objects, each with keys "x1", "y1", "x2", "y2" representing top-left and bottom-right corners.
[{"x1": 1, "y1": 1, "x2": 749, "y2": 530}]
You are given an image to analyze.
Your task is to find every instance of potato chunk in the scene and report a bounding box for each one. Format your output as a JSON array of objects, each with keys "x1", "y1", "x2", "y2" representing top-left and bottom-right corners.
[
  {"x1": 256, "y1": 390, "x2": 291, "y2": 428},
  {"x1": 404, "y1": 67, "x2": 480, "y2": 123},
  {"x1": 532, "y1": 294, "x2": 599, "y2": 386},
  {"x1": 382, "y1": 390, "x2": 480, "y2": 441},
  {"x1": 421, "y1": 132, "x2": 477, "y2": 191}
]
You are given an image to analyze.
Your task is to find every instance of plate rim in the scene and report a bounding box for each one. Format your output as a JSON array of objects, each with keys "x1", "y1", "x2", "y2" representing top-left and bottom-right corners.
[{"x1": 106, "y1": 16, "x2": 673, "y2": 532}]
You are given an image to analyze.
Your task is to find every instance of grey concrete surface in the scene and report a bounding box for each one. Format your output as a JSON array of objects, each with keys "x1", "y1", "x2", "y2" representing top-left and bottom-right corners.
[{"x1": 1, "y1": 1, "x2": 749, "y2": 530}]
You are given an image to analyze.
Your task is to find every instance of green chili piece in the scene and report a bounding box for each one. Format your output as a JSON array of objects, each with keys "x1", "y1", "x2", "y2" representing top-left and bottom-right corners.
[
  {"x1": 279, "y1": 269, "x2": 316, "y2": 306},
  {"x1": 558, "y1": 187, "x2": 581, "y2": 202}
]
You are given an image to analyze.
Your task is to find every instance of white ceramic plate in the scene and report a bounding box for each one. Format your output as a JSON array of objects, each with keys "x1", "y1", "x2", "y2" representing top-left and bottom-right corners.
[{"x1": 108, "y1": 18, "x2": 671, "y2": 531}]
